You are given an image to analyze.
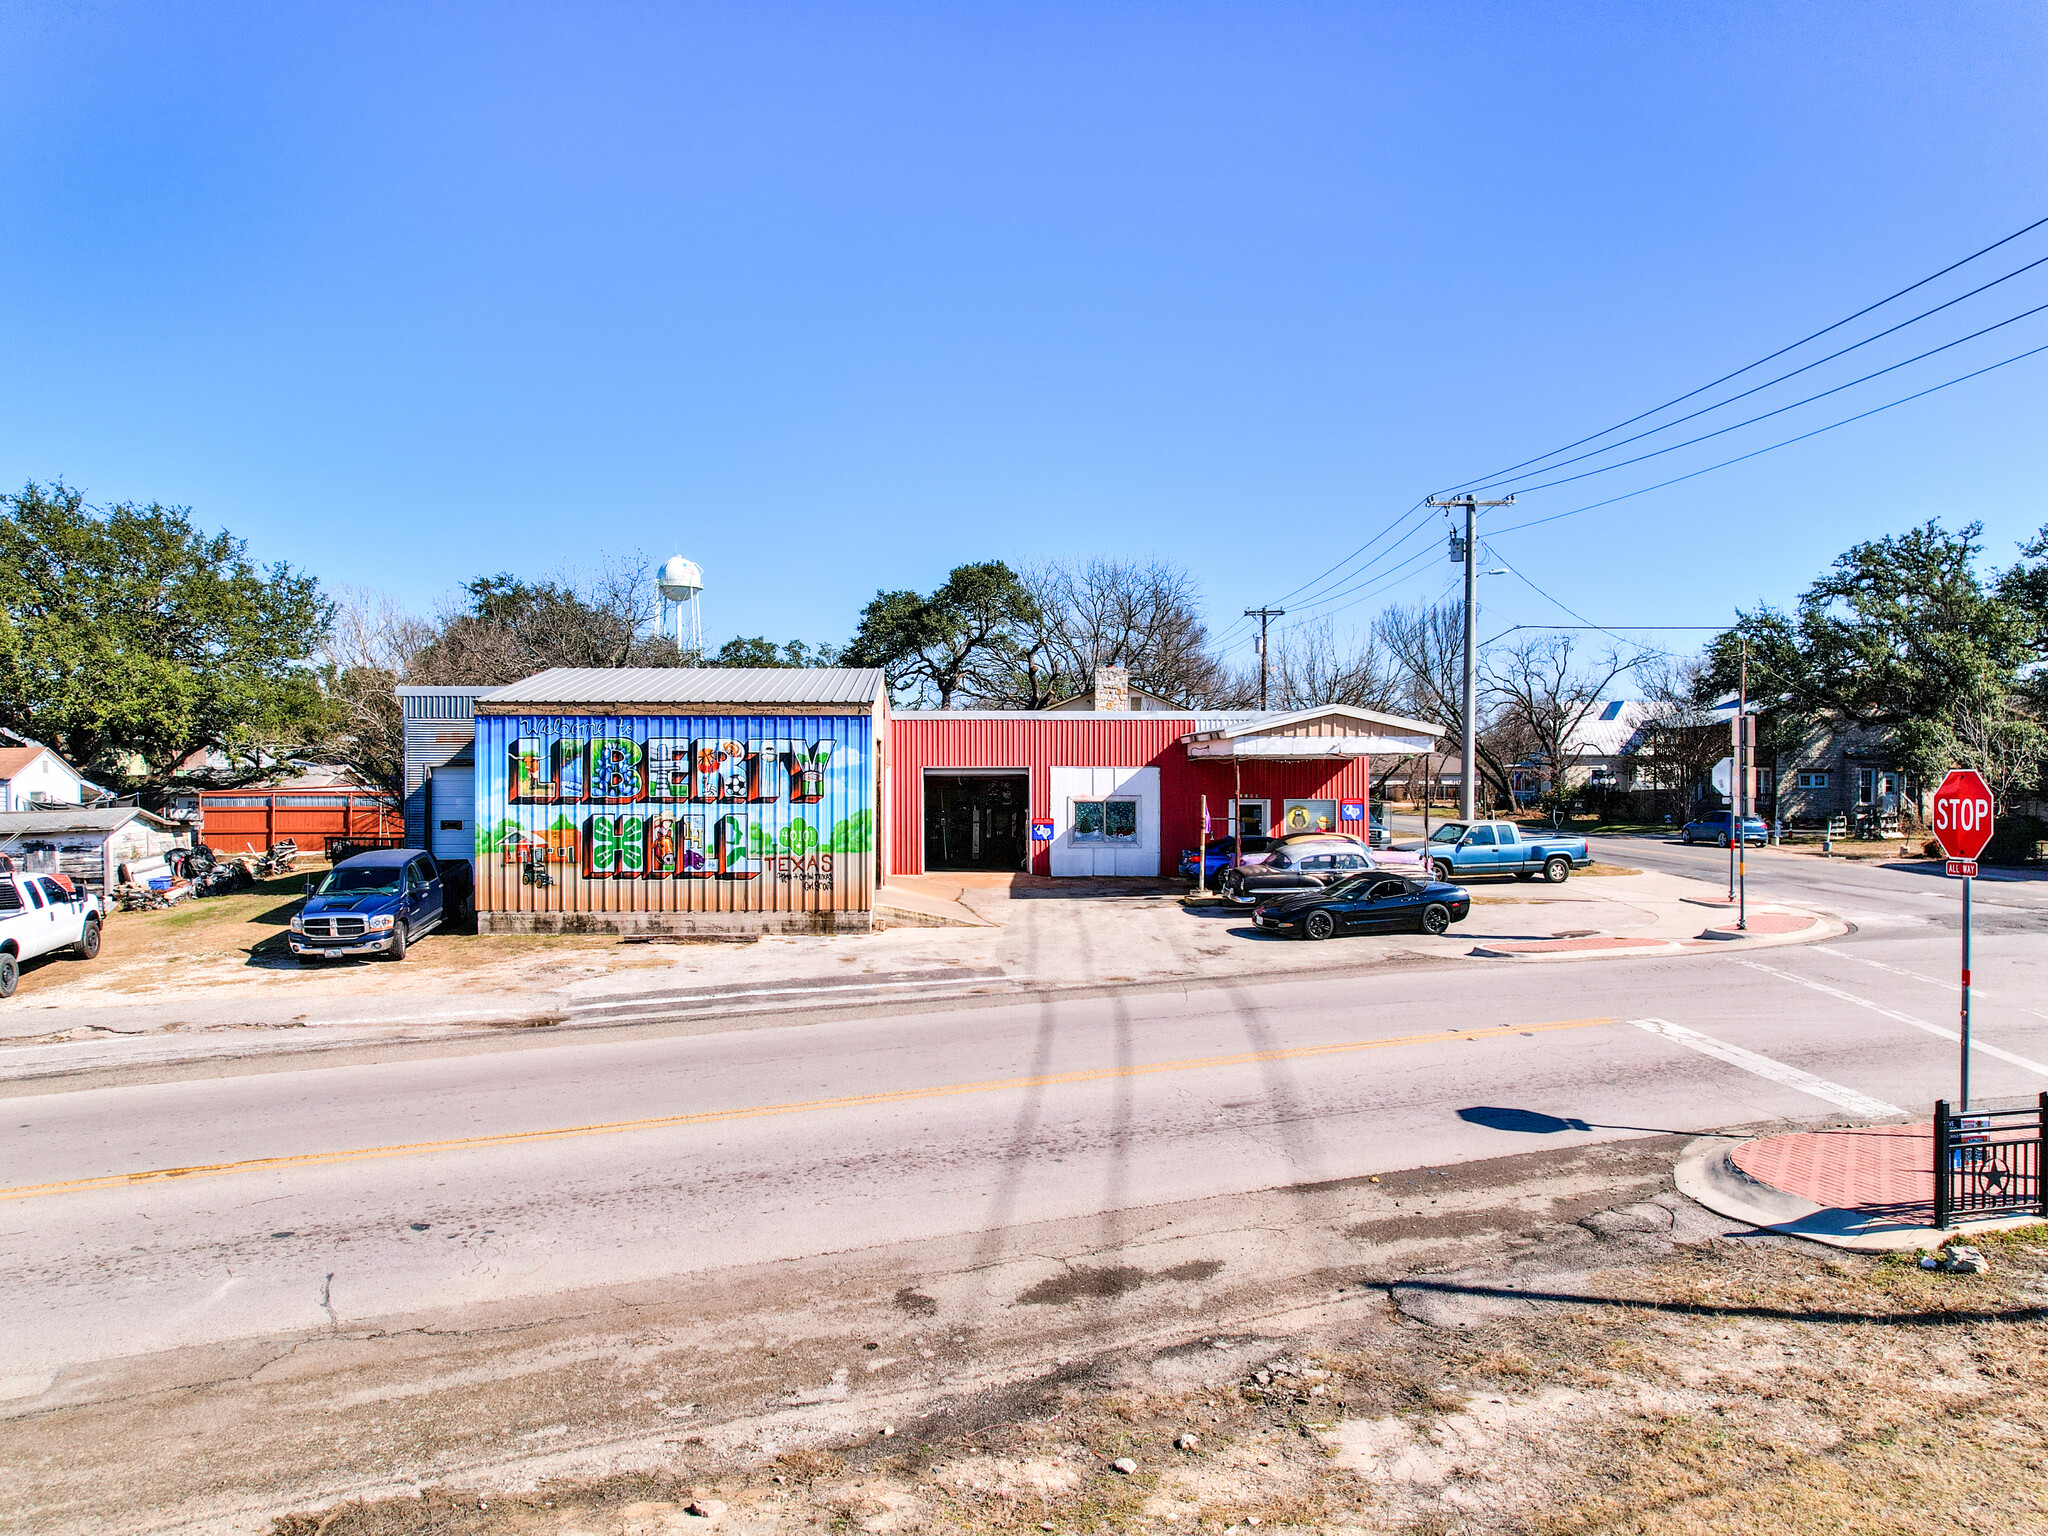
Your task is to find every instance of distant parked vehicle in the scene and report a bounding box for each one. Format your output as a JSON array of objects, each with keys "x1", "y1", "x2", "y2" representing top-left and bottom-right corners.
[
  {"x1": 0, "y1": 868, "x2": 105, "y2": 997},
  {"x1": 290, "y1": 849, "x2": 450, "y2": 963},
  {"x1": 1681, "y1": 811, "x2": 1768, "y2": 848},
  {"x1": 1424, "y1": 820, "x2": 1591, "y2": 883},
  {"x1": 1219, "y1": 844, "x2": 1398, "y2": 903},
  {"x1": 1177, "y1": 835, "x2": 1276, "y2": 882},
  {"x1": 1251, "y1": 872, "x2": 1471, "y2": 940}
]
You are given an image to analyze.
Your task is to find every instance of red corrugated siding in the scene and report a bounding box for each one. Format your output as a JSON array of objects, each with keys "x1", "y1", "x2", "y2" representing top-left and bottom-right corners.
[{"x1": 888, "y1": 717, "x2": 1375, "y2": 876}]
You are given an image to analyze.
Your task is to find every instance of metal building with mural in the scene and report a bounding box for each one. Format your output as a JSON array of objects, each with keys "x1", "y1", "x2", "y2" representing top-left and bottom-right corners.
[{"x1": 466, "y1": 668, "x2": 888, "y2": 935}]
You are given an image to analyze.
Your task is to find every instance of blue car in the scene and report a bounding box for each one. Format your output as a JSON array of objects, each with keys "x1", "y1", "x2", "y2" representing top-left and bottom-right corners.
[
  {"x1": 1179, "y1": 835, "x2": 1276, "y2": 882},
  {"x1": 290, "y1": 848, "x2": 454, "y2": 962},
  {"x1": 1681, "y1": 811, "x2": 1768, "y2": 847}
]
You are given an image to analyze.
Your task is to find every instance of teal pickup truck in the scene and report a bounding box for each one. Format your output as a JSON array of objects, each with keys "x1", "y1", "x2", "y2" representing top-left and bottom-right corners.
[{"x1": 1422, "y1": 820, "x2": 1591, "y2": 883}]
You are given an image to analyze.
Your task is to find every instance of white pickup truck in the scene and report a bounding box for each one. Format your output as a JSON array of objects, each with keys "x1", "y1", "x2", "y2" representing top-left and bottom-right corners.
[{"x1": 0, "y1": 869, "x2": 105, "y2": 997}]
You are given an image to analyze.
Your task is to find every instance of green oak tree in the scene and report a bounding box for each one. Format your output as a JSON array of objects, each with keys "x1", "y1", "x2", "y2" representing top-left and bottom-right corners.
[
  {"x1": 0, "y1": 482, "x2": 331, "y2": 794},
  {"x1": 841, "y1": 561, "x2": 1037, "y2": 708}
]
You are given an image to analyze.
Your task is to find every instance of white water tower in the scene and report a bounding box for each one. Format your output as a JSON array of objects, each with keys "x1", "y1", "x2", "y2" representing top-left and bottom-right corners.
[{"x1": 655, "y1": 555, "x2": 703, "y2": 657}]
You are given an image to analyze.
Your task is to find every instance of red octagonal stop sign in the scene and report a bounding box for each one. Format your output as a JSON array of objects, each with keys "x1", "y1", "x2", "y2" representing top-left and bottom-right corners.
[{"x1": 1932, "y1": 768, "x2": 1996, "y2": 861}]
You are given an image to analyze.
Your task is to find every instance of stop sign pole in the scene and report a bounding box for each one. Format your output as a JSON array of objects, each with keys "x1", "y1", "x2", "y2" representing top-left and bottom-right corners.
[{"x1": 1931, "y1": 769, "x2": 1995, "y2": 1109}]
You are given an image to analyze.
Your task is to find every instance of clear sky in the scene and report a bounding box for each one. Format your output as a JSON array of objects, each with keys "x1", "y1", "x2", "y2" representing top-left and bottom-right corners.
[{"x1": 3, "y1": 2, "x2": 2044, "y2": 674}]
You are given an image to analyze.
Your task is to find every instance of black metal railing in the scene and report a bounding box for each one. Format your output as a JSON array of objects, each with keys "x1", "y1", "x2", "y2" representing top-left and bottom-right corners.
[{"x1": 1934, "y1": 1096, "x2": 2048, "y2": 1229}]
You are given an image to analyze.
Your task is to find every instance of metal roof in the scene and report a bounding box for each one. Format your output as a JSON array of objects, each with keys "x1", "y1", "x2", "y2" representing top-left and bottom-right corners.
[
  {"x1": 898, "y1": 710, "x2": 1265, "y2": 730},
  {"x1": 479, "y1": 668, "x2": 887, "y2": 706},
  {"x1": 0, "y1": 807, "x2": 179, "y2": 836}
]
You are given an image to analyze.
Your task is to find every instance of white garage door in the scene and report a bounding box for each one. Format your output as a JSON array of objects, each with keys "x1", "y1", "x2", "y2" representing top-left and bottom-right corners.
[
  {"x1": 1048, "y1": 766, "x2": 1160, "y2": 876},
  {"x1": 428, "y1": 765, "x2": 475, "y2": 866}
]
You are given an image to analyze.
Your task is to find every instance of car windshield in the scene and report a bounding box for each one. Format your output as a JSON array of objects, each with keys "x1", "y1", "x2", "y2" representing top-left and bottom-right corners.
[
  {"x1": 316, "y1": 865, "x2": 404, "y2": 896},
  {"x1": 1429, "y1": 825, "x2": 1465, "y2": 844},
  {"x1": 1325, "y1": 874, "x2": 1379, "y2": 898}
]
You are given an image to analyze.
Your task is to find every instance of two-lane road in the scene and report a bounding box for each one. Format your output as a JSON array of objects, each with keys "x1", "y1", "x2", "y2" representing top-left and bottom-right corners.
[{"x1": 5, "y1": 892, "x2": 2047, "y2": 1386}]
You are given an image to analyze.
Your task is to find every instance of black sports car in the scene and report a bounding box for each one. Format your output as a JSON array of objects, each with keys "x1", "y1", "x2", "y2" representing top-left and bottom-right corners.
[{"x1": 1250, "y1": 872, "x2": 1471, "y2": 940}]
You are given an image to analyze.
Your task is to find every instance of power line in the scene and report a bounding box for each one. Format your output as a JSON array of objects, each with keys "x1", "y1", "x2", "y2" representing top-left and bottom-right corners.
[
  {"x1": 1501, "y1": 299, "x2": 2048, "y2": 497},
  {"x1": 1455, "y1": 249, "x2": 2048, "y2": 496},
  {"x1": 1433, "y1": 212, "x2": 2048, "y2": 494},
  {"x1": 1483, "y1": 337, "x2": 2048, "y2": 540}
]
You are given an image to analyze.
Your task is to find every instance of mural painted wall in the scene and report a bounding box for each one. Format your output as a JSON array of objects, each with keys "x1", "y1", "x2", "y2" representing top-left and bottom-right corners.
[{"x1": 472, "y1": 713, "x2": 874, "y2": 915}]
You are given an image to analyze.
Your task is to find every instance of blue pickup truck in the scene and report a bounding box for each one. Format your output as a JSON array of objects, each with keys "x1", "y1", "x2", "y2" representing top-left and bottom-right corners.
[{"x1": 1422, "y1": 820, "x2": 1592, "y2": 883}]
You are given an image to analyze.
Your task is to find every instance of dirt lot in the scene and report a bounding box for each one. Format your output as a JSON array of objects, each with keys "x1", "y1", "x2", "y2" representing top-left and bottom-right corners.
[
  {"x1": 8, "y1": 865, "x2": 673, "y2": 1003},
  {"x1": 271, "y1": 1222, "x2": 2048, "y2": 1536}
]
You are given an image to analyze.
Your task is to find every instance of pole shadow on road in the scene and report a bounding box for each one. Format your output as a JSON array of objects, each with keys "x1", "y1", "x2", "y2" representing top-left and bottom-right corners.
[{"x1": 1456, "y1": 1105, "x2": 1715, "y2": 1137}]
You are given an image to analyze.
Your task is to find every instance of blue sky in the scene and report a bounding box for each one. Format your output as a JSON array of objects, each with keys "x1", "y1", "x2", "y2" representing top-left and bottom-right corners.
[{"x1": 3, "y1": 2, "x2": 2044, "y2": 674}]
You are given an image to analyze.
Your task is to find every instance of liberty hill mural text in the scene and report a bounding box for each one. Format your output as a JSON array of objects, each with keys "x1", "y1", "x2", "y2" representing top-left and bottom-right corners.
[{"x1": 487, "y1": 716, "x2": 866, "y2": 885}]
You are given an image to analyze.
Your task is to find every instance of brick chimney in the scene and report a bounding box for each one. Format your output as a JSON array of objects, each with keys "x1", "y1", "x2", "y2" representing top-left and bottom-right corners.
[{"x1": 1092, "y1": 665, "x2": 1131, "y2": 712}]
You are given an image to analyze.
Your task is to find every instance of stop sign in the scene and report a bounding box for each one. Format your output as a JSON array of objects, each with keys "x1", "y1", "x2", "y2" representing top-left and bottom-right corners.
[{"x1": 1932, "y1": 768, "x2": 1996, "y2": 861}]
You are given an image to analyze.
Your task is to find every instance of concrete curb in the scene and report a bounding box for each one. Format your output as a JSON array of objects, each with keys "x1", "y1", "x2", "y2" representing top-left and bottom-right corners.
[
  {"x1": 1673, "y1": 1135, "x2": 2046, "y2": 1251},
  {"x1": 1467, "y1": 906, "x2": 1843, "y2": 962}
]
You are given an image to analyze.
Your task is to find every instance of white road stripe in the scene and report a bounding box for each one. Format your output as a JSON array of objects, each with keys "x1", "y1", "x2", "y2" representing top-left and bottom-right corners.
[
  {"x1": 1739, "y1": 958, "x2": 2048, "y2": 1079},
  {"x1": 1629, "y1": 1016, "x2": 1903, "y2": 1118},
  {"x1": 1810, "y1": 947, "x2": 2048, "y2": 1021}
]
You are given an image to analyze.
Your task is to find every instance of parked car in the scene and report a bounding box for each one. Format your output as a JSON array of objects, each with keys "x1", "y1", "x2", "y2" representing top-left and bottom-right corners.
[
  {"x1": 1261, "y1": 830, "x2": 1430, "y2": 877},
  {"x1": 1423, "y1": 820, "x2": 1591, "y2": 883},
  {"x1": 290, "y1": 849, "x2": 453, "y2": 963},
  {"x1": 1251, "y1": 872, "x2": 1471, "y2": 940},
  {"x1": 1220, "y1": 843, "x2": 1390, "y2": 902},
  {"x1": 1178, "y1": 834, "x2": 1276, "y2": 882},
  {"x1": 0, "y1": 866, "x2": 105, "y2": 996},
  {"x1": 1366, "y1": 808, "x2": 1390, "y2": 848},
  {"x1": 1681, "y1": 811, "x2": 1769, "y2": 847}
]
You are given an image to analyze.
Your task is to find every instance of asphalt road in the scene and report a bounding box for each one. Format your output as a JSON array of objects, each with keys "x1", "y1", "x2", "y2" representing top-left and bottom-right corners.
[{"x1": 5, "y1": 845, "x2": 2047, "y2": 1395}]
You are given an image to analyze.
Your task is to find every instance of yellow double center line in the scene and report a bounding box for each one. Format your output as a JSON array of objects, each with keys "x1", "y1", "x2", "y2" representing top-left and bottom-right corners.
[{"x1": 2, "y1": 1016, "x2": 1614, "y2": 1204}]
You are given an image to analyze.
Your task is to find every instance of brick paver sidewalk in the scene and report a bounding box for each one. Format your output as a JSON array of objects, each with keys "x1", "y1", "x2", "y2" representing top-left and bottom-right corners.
[{"x1": 1733, "y1": 1123, "x2": 1933, "y2": 1223}]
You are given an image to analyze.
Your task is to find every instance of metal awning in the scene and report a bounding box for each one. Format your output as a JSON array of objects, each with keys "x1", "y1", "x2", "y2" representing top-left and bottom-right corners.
[
  {"x1": 1183, "y1": 733, "x2": 1438, "y2": 760},
  {"x1": 1178, "y1": 703, "x2": 1443, "y2": 761}
]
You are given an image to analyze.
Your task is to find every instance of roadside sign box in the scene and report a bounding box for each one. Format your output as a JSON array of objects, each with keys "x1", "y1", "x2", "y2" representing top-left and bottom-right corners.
[
  {"x1": 1029, "y1": 819, "x2": 1055, "y2": 842},
  {"x1": 1338, "y1": 799, "x2": 1365, "y2": 823}
]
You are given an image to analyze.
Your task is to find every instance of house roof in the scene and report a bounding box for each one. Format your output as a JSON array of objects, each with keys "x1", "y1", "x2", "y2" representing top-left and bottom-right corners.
[
  {"x1": 1566, "y1": 700, "x2": 1669, "y2": 759},
  {"x1": 0, "y1": 807, "x2": 179, "y2": 837},
  {"x1": 0, "y1": 745, "x2": 79, "y2": 782},
  {"x1": 478, "y1": 668, "x2": 887, "y2": 707}
]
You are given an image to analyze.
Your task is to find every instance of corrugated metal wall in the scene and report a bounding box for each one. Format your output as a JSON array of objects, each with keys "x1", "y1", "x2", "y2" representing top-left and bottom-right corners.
[
  {"x1": 472, "y1": 711, "x2": 875, "y2": 918},
  {"x1": 199, "y1": 793, "x2": 403, "y2": 853},
  {"x1": 401, "y1": 691, "x2": 486, "y2": 846},
  {"x1": 889, "y1": 715, "x2": 1376, "y2": 876}
]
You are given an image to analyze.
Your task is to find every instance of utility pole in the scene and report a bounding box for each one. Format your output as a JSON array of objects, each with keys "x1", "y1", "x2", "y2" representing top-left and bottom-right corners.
[
  {"x1": 1243, "y1": 607, "x2": 1286, "y2": 710},
  {"x1": 1426, "y1": 495, "x2": 1514, "y2": 820}
]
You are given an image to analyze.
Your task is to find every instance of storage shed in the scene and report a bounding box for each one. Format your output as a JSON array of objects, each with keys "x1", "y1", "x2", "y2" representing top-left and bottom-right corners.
[
  {"x1": 469, "y1": 668, "x2": 889, "y2": 935},
  {"x1": 0, "y1": 807, "x2": 188, "y2": 893}
]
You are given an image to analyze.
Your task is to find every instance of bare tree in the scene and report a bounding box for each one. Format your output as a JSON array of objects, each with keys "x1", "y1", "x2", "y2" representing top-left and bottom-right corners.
[
  {"x1": 1630, "y1": 655, "x2": 1725, "y2": 817},
  {"x1": 411, "y1": 556, "x2": 686, "y2": 685},
  {"x1": 1374, "y1": 600, "x2": 1519, "y2": 808},
  {"x1": 976, "y1": 558, "x2": 1225, "y2": 708},
  {"x1": 1483, "y1": 635, "x2": 1633, "y2": 811},
  {"x1": 315, "y1": 587, "x2": 438, "y2": 793},
  {"x1": 1217, "y1": 617, "x2": 1401, "y2": 711}
]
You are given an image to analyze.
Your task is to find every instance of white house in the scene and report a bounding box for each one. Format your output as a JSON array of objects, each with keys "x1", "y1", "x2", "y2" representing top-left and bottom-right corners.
[{"x1": 0, "y1": 745, "x2": 93, "y2": 812}]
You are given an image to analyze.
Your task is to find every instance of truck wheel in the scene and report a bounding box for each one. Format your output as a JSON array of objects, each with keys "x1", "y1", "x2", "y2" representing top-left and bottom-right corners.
[
  {"x1": 1303, "y1": 910, "x2": 1335, "y2": 941},
  {"x1": 1421, "y1": 903, "x2": 1452, "y2": 935},
  {"x1": 0, "y1": 953, "x2": 15, "y2": 998},
  {"x1": 384, "y1": 927, "x2": 408, "y2": 961},
  {"x1": 1432, "y1": 859, "x2": 1454, "y2": 882},
  {"x1": 1718, "y1": 832, "x2": 1731, "y2": 849},
  {"x1": 73, "y1": 919, "x2": 100, "y2": 960},
  {"x1": 1544, "y1": 856, "x2": 1571, "y2": 883}
]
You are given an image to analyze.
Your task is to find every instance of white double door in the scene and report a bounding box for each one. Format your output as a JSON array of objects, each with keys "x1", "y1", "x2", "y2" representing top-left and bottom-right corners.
[{"x1": 1048, "y1": 766, "x2": 1160, "y2": 876}]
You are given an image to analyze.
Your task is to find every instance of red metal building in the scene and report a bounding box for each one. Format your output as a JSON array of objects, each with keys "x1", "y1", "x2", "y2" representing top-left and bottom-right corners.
[
  {"x1": 198, "y1": 768, "x2": 403, "y2": 854},
  {"x1": 888, "y1": 705, "x2": 1441, "y2": 877}
]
